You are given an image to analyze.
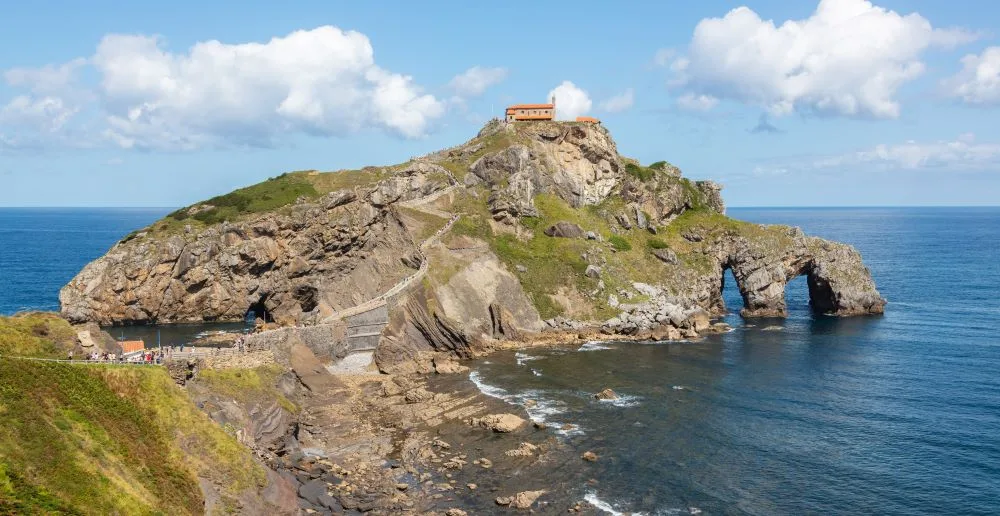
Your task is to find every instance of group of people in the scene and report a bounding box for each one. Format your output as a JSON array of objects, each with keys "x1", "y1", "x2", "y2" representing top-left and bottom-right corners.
[{"x1": 66, "y1": 349, "x2": 164, "y2": 364}]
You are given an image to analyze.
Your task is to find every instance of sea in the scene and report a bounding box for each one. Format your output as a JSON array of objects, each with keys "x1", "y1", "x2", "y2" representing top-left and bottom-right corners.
[{"x1": 2, "y1": 207, "x2": 999, "y2": 515}]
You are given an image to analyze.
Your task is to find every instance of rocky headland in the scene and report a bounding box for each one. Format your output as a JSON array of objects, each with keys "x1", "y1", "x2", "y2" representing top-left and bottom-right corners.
[{"x1": 60, "y1": 119, "x2": 884, "y2": 369}]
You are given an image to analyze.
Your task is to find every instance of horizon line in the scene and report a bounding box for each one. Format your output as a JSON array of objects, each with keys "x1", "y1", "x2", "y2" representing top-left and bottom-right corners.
[{"x1": 2, "y1": 204, "x2": 999, "y2": 210}]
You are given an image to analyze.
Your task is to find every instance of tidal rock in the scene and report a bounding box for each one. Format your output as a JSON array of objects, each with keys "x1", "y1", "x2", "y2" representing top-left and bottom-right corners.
[
  {"x1": 469, "y1": 413, "x2": 526, "y2": 433},
  {"x1": 505, "y1": 442, "x2": 539, "y2": 457},
  {"x1": 496, "y1": 490, "x2": 546, "y2": 509},
  {"x1": 594, "y1": 388, "x2": 619, "y2": 400},
  {"x1": 582, "y1": 451, "x2": 598, "y2": 462}
]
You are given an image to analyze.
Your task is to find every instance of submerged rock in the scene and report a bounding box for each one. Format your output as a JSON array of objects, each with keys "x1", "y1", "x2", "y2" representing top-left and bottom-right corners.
[
  {"x1": 594, "y1": 388, "x2": 619, "y2": 400},
  {"x1": 496, "y1": 490, "x2": 546, "y2": 509}
]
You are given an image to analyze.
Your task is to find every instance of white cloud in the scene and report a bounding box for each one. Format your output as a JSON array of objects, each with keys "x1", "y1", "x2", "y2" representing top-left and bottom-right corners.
[
  {"x1": 1, "y1": 26, "x2": 445, "y2": 151},
  {"x1": 670, "y1": 0, "x2": 979, "y2": 118},
  {"x1": 449, "y1": 66, "x2": 507, "y2": 97},
  {"x1": 599, "y1": 88, "x2": 634, "y2": 113},
  {"x1": 0, "y1": 96, "x2": 78, "y2": 133},
  {"x1": 4, "y1": 58, "x2": 87, "y2": 94},
  {"x1": 676, "y1": 93, "x2": 718, "y2": 112},
  {"x1": 944, "y1": 46, "x2": 1000, "y2": 105},
  {"x1": 548, "y1": 81, "x2": 591, "y2": 120},
  {"x1": 758, "y1": 134, "x2": 1000, "y2": 173}
]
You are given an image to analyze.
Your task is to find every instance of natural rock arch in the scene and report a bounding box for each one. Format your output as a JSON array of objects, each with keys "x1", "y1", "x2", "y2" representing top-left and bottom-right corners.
[{"x1": 717, "y1": 234, "x2": 885, "y2": 318}]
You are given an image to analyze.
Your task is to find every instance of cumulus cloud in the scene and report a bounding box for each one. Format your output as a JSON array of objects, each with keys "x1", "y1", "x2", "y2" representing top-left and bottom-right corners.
[
  {"x1": 757, "y1": 133, "x2": 1000, "y2": 174},
  {"x1": 676, "y1": 93, "x2": 718, "y2": 112},
  {"x1": 600, "y1": 88, "x2": 634, "y2": 113},
  {"x1": 670, "y1": 0, "x2": 978, "y2": 118},
  {"x1": 1, "y1": 26, "x2": 445, "y2": 151},
  {"x1": 652, "y1": 48, "x2": 676, "y2": 67},
  {"x1": 548, "y1": 81, "x2": 592, "y2": 120},
  {"x1": 449, "y1": 66, "x2": 507, "y2": 97},
  {"x1": 944, "y1": 46, "x2": 1000, "y2": 105}
]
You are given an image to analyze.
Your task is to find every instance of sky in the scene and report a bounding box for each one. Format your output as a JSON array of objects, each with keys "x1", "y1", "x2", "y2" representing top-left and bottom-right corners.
[{"x1": 1, "y1": 0, "x2": 998, "y2": 207}]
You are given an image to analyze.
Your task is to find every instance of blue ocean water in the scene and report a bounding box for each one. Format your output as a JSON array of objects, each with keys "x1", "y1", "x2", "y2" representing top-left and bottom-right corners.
[
  {"x1": 464, "y1": 207, "x2": 1000, "y2": 515},
  {"x1": 1, "y1": 207, "x2": 998, "y2": 514},
  {"x1": 0, "y1": 208, "x2": 170, "y2": 315}
]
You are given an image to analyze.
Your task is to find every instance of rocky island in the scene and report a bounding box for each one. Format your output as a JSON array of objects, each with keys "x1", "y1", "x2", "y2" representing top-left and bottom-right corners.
[{"x1": 61, "y1": 119, "x2": 884, "y2": 367}]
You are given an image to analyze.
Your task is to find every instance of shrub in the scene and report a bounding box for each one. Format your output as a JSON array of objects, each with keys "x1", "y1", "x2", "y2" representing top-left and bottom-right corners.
[
  {"x1": 624, "y1": 163, "x2": 654, "y2": 181},
  {"x1": 647, "y1": 237, "x2": 669, "y2": 249},
  {"x1": 609, "y1": 235, "x2": 632, "y2": 251}
]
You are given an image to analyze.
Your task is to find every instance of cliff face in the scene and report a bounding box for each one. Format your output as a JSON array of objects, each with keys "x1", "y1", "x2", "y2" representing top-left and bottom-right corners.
[{"x1": 61, "y1": 120, "x2": 884, "y2": 360}]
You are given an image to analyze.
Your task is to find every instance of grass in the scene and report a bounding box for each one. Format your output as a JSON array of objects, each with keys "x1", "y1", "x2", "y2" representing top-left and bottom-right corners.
[
  {"x1": 396, "y1": 206, "x2": 449, "y2": 242},
  {"x1": 0, "y1": 312, "x2": 77, "y2": 358},
  {"x1": 608, "y1": 235, "x2": 632, "y2": 251},
  {"x1": 647, "y1": 237, "x2": 669, "y2": 250},
  {"x1": 0, "y1": 316, "x2": 264, "y2": 515},
  {"x1": 195, "y1": 364, "x2": 297, "y2": 413}
]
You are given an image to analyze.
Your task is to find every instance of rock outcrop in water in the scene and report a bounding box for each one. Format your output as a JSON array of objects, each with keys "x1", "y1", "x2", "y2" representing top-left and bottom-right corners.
[{"x1": 61, "y1": 119, "x2": 884, "y2": 369}]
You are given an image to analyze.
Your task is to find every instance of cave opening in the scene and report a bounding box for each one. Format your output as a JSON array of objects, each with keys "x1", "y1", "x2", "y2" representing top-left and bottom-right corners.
[{"x1": 245, "y1": 294, "x2": 272, "y2": 324}]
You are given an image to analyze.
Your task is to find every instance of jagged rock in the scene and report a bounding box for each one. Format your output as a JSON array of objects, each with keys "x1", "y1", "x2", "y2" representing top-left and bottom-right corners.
[
  {"x1": 584, "y1": 265, "x2": 601, "y2": 279},
  {"x1": 543, "y1": 222, "x2": 585, "y2": 238},
  {"x1": 496, "y1": 490, "x2": 546, "y2": 509},
  {"x1": 632, "y1": 204, "x2": 648, "y2": 230},
  {"x1": 489, "y1": 303, "x2": 522, "y2": 340},
  {"x1": 469, "y1": 413, "x2": 526, "y2": 433},
  {"x1": 615, "y1": 211, "x2": 632, "y2": 229},
  {"x1": 404, "y1": 387, "x2": 434, "y2": 404},
  {"x1": 432, "y1": 355, "x2": 470, "y2": 375},
  {"x1": 505, "y1": 442, "x2": 539, "y2": 457},
  {"x1": 651, "y1": 248, "x2": 678, "y2": 265},
  {"x1": 594, "y1": 388, "x2": 619, "y2": 400}
]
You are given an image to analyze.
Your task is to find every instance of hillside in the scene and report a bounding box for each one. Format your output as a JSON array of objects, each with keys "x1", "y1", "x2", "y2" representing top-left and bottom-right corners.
[
  {"x1": 60, "y1": 120, "x2": 885, "y2": 370},
  {"x1": 0, "y1": 314, "x2": 279, "y2": 514}
]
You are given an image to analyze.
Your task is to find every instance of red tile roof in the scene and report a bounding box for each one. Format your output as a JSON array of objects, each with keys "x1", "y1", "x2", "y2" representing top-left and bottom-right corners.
[{"x1": 507, "y1": 104, "x2": 555, "y2": 110}]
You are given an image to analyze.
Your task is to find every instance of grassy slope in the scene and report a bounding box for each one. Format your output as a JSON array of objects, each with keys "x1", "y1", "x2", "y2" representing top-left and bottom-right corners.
[
  {"x1": 0, "y1": 316, "x2": 264, "y2": 515},
  {"x1": 0, "y1": 313, "x2": 77, "y2": 359}
]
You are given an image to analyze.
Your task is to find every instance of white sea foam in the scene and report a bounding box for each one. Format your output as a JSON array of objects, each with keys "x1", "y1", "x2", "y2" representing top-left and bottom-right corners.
[
  {"x1": 515, "y1": 352, "x2": 542, "y2": 365},
  {"x1": 578, "y1": 341, "x2": 612, "y2": 351},
  {"x1": 596, "y1": 394, "x2": 643, "y2": 408},
  {"x1": 468, "y1": 370, "x2": 509, "y2": 399},
  {"x1": 531, "y1": 368, "x2": 542, "y2": 377},
  {"x1": 672, "y1": 385, "x2": 686, "y2": 391},
  {"x1": 585, "y1": 492, "x2": 624, "y2": 516},
  {"x1": 468, "y1": 371, "x2": 569, "y2": 428}
]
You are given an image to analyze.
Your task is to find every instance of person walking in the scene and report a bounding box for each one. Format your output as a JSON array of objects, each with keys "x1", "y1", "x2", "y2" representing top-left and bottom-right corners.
[{"x1": 67, "y1": 350, "x2": 73, "y2": 361}]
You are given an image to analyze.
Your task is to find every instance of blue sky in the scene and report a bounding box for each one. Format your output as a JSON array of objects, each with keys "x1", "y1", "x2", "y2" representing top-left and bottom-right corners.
[{"x1": 1, "y1": 0, "x2": 998, "y2": 207}]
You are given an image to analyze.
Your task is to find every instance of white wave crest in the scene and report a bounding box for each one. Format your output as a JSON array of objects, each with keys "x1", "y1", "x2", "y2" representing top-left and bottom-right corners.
[
  {"x1": 515, "y1": 352, "x2": 542, "y2": 365},
  {"x1": 578, "y1": 341, "x2": 613, "y2": 351},
  {"x1": 596, "y1": 394, "x2": 642, "y2": 408}
]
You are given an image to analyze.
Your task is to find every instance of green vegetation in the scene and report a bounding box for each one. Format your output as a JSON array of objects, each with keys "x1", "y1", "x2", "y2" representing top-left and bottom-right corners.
[
  {"x1": 167, "y1": 172, "x2": 320, "y2": 225},
  {"x1": 0, "y1": 316, "x2": 264, "y2": 514},
  {"x1": 0, "y1": 312, "x2": 76, "y2": 358},
  {"x1": 624, "y1": 162, "x2": 655, "y2": 181},
  {"x1": 647, "y1": 237, "x2": 669, "y2": 250},
  {"x1": 196, "y1": 364, "x2": 297, "y2": 413},
  {"x1": 608, "y1": 235, "x2": 632, "y2": 251}
]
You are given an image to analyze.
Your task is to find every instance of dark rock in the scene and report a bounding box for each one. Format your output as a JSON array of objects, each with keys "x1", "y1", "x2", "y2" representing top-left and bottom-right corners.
[
  {"x1": 298, "y1": 479, "x2": 328, "y2": 505},
  {"x1": 544, "y1": 222, "x2": 585, "y2": 238},
  {"x1": 652, "y1": 248, "x2": 678, "y2": 265}
]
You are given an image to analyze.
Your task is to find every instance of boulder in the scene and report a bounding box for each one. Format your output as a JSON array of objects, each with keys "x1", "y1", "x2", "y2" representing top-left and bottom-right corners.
[
  {"x1": 469, "y1": 413, "x2": 526, "y2": 433},
  {"x1": 651, "y1": 248, "x2": 678, "y2": 265},
  {"x1": 582, "y1": 451, "x2": 598, "y2": 462},
  {"x1": 544, "y1": 222, "x2": 585, "y2": 238},
  {"x1": 505, "y1": 442, "x2": 539, "y2": 458},
  {"x1": 496, "y1": 490, "x2": 546, "y2": 510},
  {"x1": 593, "y1": 388, "x2": 619, "y2": 400},
  {"x1": 584, "y1": 265, "x2": 601, "y2": 279}
]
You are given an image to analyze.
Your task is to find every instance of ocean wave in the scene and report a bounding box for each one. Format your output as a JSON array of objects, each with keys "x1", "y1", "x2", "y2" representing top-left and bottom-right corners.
[
  {"x1": 515, "y1": 352, "x2": 542, "y2": 365},
  {"x1": 585, "y1": 492, "x2": 625, "y2": 516},
  {"x1": 468, "y1": 371, "x2": 570, "y2": 429},
  {"x1": 578, "y1": 341, "x2": 613, "y2": 352},
  {"x1": 596, "y1": 394, "x2": 643, "y2": 408}
]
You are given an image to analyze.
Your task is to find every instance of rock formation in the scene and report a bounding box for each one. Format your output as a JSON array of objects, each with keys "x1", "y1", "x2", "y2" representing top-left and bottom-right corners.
[{"x1": 61, "y1": 119, "x2": 884, "y2": 371}]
